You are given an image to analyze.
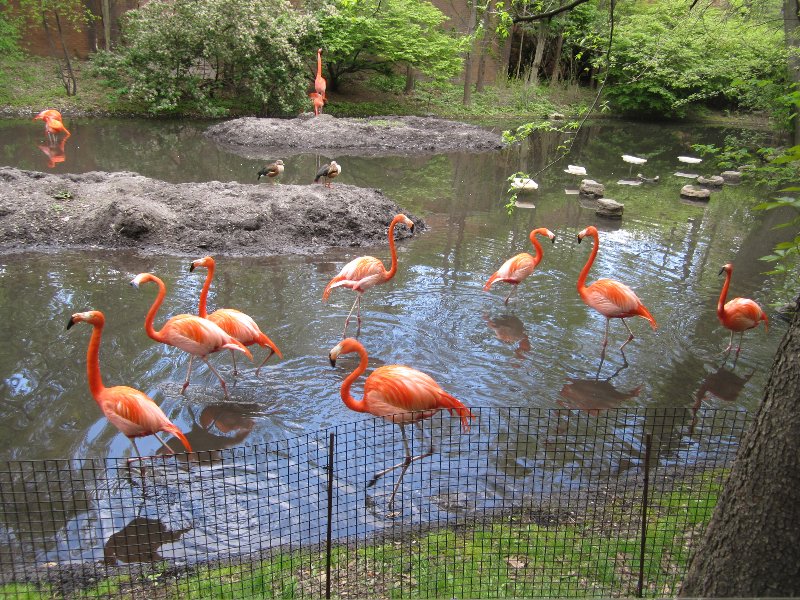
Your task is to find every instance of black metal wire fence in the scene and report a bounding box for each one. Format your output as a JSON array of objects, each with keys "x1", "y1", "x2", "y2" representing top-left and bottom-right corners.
[{"x1": 0, "y1": 407, "x2": 749, "y2": 599}]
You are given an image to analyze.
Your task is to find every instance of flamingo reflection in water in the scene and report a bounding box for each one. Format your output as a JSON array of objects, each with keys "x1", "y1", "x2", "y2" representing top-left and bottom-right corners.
[
  {"x1": 690, "y1": 360, "x2": 755, "y2": 435},
  {"x1": 558, "y1": 357, "x2": 641, "y2": 417},
  {"x1": 329, "y1": 337, "x2": 473, "y2": 512},
  {"x1": 483, "y1": 313, "x2": 532, "y2": 359},
  {"x1": 38, "y1": 137, "x2": 68, "y2": 169}
]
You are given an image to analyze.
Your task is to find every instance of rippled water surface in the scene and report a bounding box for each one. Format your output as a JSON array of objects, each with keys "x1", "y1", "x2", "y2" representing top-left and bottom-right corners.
[{"x1": 0, "y1": 116, "x2": 790, "y2": 563}]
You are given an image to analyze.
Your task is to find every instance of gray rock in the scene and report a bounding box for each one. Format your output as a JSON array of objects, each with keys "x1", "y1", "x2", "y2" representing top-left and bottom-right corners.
[
  {"x1": 721, "y1": 170, "x2": 742, "y2": 183},
  {"x1": 697, "y1": 175, "x2": 725, "y2": 187},
  {"x1": 595, "y1": 198, "x2": 624, "y2": 219},
  {"x1": 579, "y1": 179, "x2": 605, "y2": 198},
  {"x1": 680, "y1": 185, "x2": 711, "y2": 200}
]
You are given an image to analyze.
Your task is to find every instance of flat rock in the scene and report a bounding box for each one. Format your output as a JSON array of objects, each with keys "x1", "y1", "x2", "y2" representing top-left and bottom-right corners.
[
  {"x1": 205, "y1": 115, "x2": 505, "y2": 156},
  {"x1": 0, "y1": 167, "x2": 422, "y2": 256},
  {"x1": 595, "y1": 198, "x2": 624, "y2": 219},
  {"x1": 579, "y1": 179, "x2": 605, "y2": 198},
  {"x1": 721, "y1": 170, "x2": 742, "y2": 183},
  {"x1": 680, "y1": 184, "x2": 712, "y2": 200},
  {"x1": 697, "y1": 175, "x2": 725, "y2": 187}
]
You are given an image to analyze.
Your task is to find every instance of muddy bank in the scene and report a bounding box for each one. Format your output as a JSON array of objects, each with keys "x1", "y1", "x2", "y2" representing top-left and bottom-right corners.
[
  {"x1": 206, "y1": 114, "x2": 506, "y2": 157},
  {"x1": 0, "y1": 167, "x2": 421, "y2": 256}
]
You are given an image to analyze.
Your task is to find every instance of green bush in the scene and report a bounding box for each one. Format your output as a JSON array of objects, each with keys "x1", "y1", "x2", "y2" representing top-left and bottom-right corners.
[
  {"x1": 91, "y1": 0, "x2": 320, "y2": 116},
  {"x1": 605, "y1": 0, "x2": 786, "y2": 118},
  {"x1": 0, "y1": 6, "x2": 22, "y2": 58}
]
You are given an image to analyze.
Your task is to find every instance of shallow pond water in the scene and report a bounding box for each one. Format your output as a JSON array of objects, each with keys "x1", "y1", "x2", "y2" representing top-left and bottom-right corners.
[{"x1": 0, "y1": 116, "x2": 790, "y2": 564}]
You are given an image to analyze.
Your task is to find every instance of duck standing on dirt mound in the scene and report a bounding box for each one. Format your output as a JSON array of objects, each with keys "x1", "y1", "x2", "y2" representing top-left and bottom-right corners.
[
  {"x1": 314, "y1": 160, "x2": 340, "y2": 187},
  {"x1": 257, "y1": 159, "x2": 284, "y2": 182}
]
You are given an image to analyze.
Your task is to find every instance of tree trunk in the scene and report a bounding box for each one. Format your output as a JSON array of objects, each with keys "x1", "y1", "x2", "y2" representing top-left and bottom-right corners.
[
  {"x1": 783, "y1": 0, "x2": 800, "y2": 144},
  {"x1": 514, "y1": 27, "x2": 525, "y2": 79},
  {"x1": 462, "y1": 0, "x2": 478, "y2": 105},
  {"x1": 501, "y1": 25, "x2": 514, "y2": 79},
  {"x1": 475, "y1": 6, "x2": 491, "y2": 93},
  {"x1": 404, "y1": 64, "x2": 415, "y2": 95},
  {"x1": 679, "y1": 297, "x2": 800, "y2": 596},
  {"x1": 41, "y1": 10, "x2": 77, "y2": 96},
  {"x1": 530, "y1": 21, "x2": 547, "y2": 87},
  {"x1": 101, "y1": 0, "x2": 111, "y2": 50},
  {"x1": 550, "y1": 33, "x2": 563, "y2": 84}
]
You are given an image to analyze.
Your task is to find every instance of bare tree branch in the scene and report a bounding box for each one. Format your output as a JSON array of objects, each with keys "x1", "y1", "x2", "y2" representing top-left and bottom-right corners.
[{"x1": 511, "y1": 0, "x2": 591, "y2": 23}]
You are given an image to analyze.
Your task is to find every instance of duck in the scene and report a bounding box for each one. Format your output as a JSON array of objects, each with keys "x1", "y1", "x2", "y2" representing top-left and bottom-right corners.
[
  {"x1": 257, "y1": 159, "x2": 284, "y2": 182},
  {"x1": 314, "y1": 160, "x2": 341, "y2": 187}
]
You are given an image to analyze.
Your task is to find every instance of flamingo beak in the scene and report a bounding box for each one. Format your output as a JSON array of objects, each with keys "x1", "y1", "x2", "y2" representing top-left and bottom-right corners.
[
  {"x1": 130, "y1": 279, "x2": 140, "y2": 288},
  {"x1": 577, "y1": 234, "x2": 583, "y2": 244},
  {"x1": 66, "y1": 316, "x2": 76, "y2": 330},
  {"x1": 329, "y1": 353, "x2": 337, "y2": 367},
  {"x1": 718, "y1": 267, "x2": 726, "y2": 276},
  {"x1": 190, "y1": 263, "x2": 197, "y2": 272},
  {"x1": 410, "y1": 223, "x2": 415, "y2": 234},
  {"x1": 551, "y1": 235, "x2": 556, "y2": 244}
]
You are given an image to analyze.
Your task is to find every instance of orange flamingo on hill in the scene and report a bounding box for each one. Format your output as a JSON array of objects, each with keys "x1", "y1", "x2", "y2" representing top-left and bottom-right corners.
[
  {"x1": 131, "y1": 273, "x2": 252, "y2": 399},
  {"x1": 67, "y1": 310, "x2": 193, "y2": 457},
  {"x1": 323, "y1": 213, "x2": 414, "y2": 337},
  {"x1": 315, "y1": 48, "x2": 327, "y2": 101},
  {"x1": 484, "y1": 227, "x2": 556, "y2": 304},
  {"x1": 329, "y1": 337, "x2": 473, "y2": 510},
  {"x1": 309, "y1": 92, "x2": 325, "y2": 116},
  {"x1": 717, "y1": 263, "x2": 768, "y2": 355},
  {"x1": 190, "y1": 256, "x2": 283, "y2": 376},
  {"x1": 576, "y1": 225, "x2": 657, "y2": 352}
]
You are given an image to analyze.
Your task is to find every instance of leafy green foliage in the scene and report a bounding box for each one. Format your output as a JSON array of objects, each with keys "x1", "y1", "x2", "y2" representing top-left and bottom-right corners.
[
  {"x1": 90, "y1": 0, "x2": 319, "y2": 116},
  {"x1": 0, "y1": 4, "x2": 22, "y2": 58},
  {"x1": 605, "y1": 0, "x2": 785, "y2": 118},
  {"x1": 319, "y1": 0, "x2": 464, "y2": 90}
]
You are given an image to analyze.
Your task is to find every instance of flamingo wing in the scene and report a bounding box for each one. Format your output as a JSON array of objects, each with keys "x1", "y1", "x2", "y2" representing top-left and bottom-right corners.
[
  {"x1": 324, "y1": 256, "x2": 387, "y2": 298},
  {"x1": 584, "y1": 279, "x2": 645, "y2": 317},
  {"x1": 208, "y1": 308, "x2": 262, "y2": 345},
  {"x1": 493, "y1": 253, "x2": 536, "y2": 285},
  {"x1": 98, "y1": 386, "x2": 170, "y2": 438},
  {"x1": 722, "y1": 298, "x2": 766, "y2": 331},
  {"x1": 162, "y1": 314, "x2": 249, "y2": 357},
  {"x1": 365, "y1": 365, "x2": 472, "y2": 431}
]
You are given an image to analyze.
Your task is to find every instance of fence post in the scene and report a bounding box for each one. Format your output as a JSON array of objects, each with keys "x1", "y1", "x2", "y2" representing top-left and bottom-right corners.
[
  {"x1": 325, "y1": 431, "x2": 335, "y2": 600},
  {"x1": 637, "y1": 432, "x2": 652, "y2": 598}
]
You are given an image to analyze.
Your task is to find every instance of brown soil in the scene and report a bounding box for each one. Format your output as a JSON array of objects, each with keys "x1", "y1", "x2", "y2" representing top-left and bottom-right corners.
[
  {"x1": 0, "y1": 167, "x2": 419, "y2": 257},
  {"x1": 206, "y1": 114, "x2": 506, "y2": 156}
]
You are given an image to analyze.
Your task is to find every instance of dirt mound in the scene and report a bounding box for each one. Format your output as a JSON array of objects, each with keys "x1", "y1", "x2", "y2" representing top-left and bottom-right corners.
[
  {"x1": 206, "y1": 114, "x2": 505, "y2": 156},
  {"x1": 0, "y1": 167, "x2": 422, "y2": 256}
]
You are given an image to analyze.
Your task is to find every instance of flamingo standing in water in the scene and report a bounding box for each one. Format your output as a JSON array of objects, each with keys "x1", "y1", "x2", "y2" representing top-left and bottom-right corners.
[
  {"x1": 190, "y1": 256, "x2": 283, "y2": 376},
  {"x1": 43, "y1": 116, "x2": 70, "y2": 144},
  {"x1": 67, "y1": 310, "x2": 193, "y2": 457},
  {"x1": 315, "y1": 48, "x2": 327, "y2": 101},
  {"x1": 484, "y1": 227, "x2": 556, "y2": 304},
  {"x1": 323, "y1": 213, "x2": 414, "y2": 337},
  {"x1": 717, "y1": 263, "x2": 768, "y2": 355},
  {"x1": 576, "y1": 226, "x2": 657, "y2": 352},
  {"x1": 131, "y1": 273, "x2": 252, "y2": 398},
  {"x1": 328, "y1": 337, "x2": 473, "y2": 510}
]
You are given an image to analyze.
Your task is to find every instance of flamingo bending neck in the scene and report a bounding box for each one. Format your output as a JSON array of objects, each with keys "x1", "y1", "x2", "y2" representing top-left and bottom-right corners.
[
  {"x1": 717, "y1": 266, "x2": 732, "y2": 319},
  {"x1": 528, "y1": 228, "x2": 548, "y2": 267},
  {"x1": 577, "y1": 226, "x2": 599, "y2": 297},
  {"x1": 134, "y1": 273, "x2": 169, "y2": 342},
  {"x1": 383, "y1": 214, "x2": 407, "y2": 281},
  {"x1": 195, "y1": 257, "x2": 216, "y2": 318},
  {"x1": 83, "y1": 316, "x2": 107, "y2": 400},
  {"x1": 333, "y1": 339, "x2": 370, "y2": 414}
]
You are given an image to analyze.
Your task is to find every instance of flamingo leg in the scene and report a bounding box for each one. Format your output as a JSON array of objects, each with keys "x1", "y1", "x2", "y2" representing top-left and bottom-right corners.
[
  {"x1": 722, "y1": 330, "x2": 734, "y2": 355},
  {"x1": 230, "y1": 348, "x2": 238, "y2": 376},
  {"x1": 202, "y1": 357, "x2": 230, "y2": 399},
  {"x1": 735, "y1": 332, "x2": 744, "y2": 356},
  {"x1": 503, "y1": 285, "x2": 516, "y2": 305},
  {"x1": 182, "y1": 356, "x2": 195, "y2": 395},
  {"x1": 355, "y1": 295, "x2": 363, "y2": 333},
  {"x1": 255, "y1": 348, "x2": 277, "y2": 376},
  {"x1": 367, "y1": 423, "x2": 435, "y2": 511},
  {"x1": 343, "y1": 293, "x2": 362, "y2": 338},
  {"x1": 153, "y1": 432, "x2": 176, "y2": 455},
  {"x1": 126, "y1": 438, "x2": 147, "y2": 488},
  {"x1": 619, "y1": 318, "x2": 635, "y2": 351},
  {"x1": 601, "y1": 319, "x2": 611, "y2": 349}
]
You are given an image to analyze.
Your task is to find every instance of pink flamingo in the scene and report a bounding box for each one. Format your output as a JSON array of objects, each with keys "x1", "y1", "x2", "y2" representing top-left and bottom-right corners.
[
  {"x1": 717, "y1": 263, "x2": 768, "y2": 355},
  {"x1": 323, "y1": 214, "x2": 414, "y2": 336},
  {"x1": 67, "y1": 310, "x2": 192, "y2": 457},
  {"x1": 484, "y1": 227, "x2": 556, "y2": 304},
  {"x1": 315, "y1": 48, "x2": 327, "y2": 101},
  {"x1": 131, "y1": 273, "x2": 252, "y2": 399},
  {"x1": 44, "y1": 116, "x2": 70, "y2": 144},
  {"x1": 190, "y1": 256, "x2": 283, "y2": 375},
  {"x1": 576, "y1": 225, "x2": 657, "y2": 352},
  {"x1": 329, "y1": 337, "x2": 473, "y2": 509}
]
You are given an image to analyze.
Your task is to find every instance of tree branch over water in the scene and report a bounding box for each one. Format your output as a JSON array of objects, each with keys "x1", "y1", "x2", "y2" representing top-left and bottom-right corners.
[{"x1": 511, "y1": 0, "x2": 591, "y2": 23}]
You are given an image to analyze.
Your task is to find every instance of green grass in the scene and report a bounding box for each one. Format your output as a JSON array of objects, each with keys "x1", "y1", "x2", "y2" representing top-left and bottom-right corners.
[{"x1": 0, "y1": 475, "x2": 724, "y2": 599}]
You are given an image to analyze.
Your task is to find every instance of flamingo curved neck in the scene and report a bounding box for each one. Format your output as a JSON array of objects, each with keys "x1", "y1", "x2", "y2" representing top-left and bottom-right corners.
[
  {"x1": 718, "y1": 270, "x2": 732, "y2": 318},
  {"x1": 529, "y1": 233, "x2": 544, "y2": 267},
  {"x1": 317, "y1": 51, "x2": 322, "y2": 78},
  {"x1": 144, "y1": 277, "x2": 167, "y2": 342},
  {"x1": 86, "y1": 322, "x2": 106, "y2": 400},
  {"x1": 577, "y1": 230, "x2": 599, "y2": 297},
  {"x1": 384, "y1": 216, "x2": 403, "y2": 281},
  {"x1": 198, "y1": 262, "x2": 215, "y2": 318},
  {"x1": 339, "y1": 347, "x2": 370, "y2": 414}
]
